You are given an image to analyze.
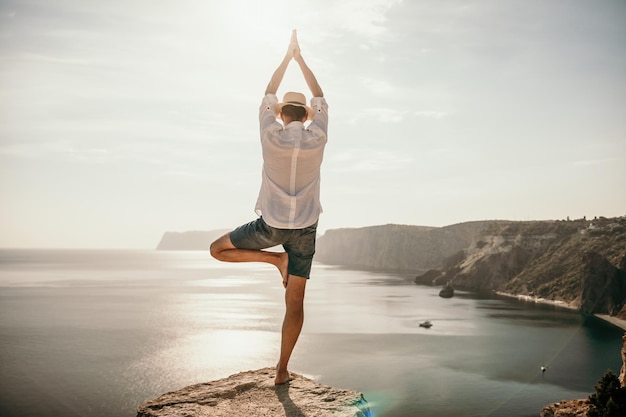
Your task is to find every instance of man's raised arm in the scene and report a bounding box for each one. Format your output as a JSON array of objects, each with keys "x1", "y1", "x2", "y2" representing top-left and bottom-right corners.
[
  {"x1": 265, "y1": 37, "x2": 295, "y2": 95},
  {"x1": 292, "y1": 31, "x2": 323, "y2": 98}
]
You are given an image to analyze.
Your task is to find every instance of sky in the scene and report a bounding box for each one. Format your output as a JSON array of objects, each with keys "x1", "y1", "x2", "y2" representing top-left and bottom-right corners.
[{"x1": 1, "y1": 0, "x2": 625, "y2": 249}]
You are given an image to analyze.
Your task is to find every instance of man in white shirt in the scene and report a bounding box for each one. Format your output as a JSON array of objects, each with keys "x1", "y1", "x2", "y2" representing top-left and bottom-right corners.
[{"x1": 210, "y1": 31, "x2": 328, "y2": 385}]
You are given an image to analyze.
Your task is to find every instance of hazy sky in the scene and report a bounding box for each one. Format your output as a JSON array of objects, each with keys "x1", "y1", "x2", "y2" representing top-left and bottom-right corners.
[{"x1": 1, "y1": 0, "x2": 625, "y2": 249}]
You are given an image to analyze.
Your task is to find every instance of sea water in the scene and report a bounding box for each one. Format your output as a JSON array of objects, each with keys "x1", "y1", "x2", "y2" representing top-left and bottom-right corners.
[{"x1": 0, "y1": 249, "x2": 622, "y2": 417}]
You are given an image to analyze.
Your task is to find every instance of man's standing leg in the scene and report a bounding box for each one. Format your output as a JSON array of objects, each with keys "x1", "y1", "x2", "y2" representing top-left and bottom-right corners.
[{"x1": 275, "y1": 274, "x2": 307, "y2": 385}]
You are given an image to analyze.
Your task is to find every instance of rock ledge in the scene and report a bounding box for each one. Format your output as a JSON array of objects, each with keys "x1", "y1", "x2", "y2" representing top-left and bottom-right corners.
[
  {"x1": 137, "y1": 368, "x2": 371, "y2": 417},
  {"x1": 540, "y1": 399, "x2": 590, "y2": 417}
]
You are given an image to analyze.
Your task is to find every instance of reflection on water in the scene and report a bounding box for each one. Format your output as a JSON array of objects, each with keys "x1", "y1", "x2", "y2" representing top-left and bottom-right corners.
[
  {"x1": 129, "y1": 330, "x2": 280, "y2": 388},
  {"x1": 0, "y1": 250, "x2": 623, "y2": 417}
]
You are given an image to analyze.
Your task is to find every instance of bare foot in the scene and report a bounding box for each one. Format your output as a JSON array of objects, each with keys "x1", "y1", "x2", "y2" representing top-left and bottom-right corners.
[
  {"x1": 278, "y1": 252, "x2": 289, "y2": 288},
  {"x1": 275, "y1": 367, "x2": 293, "y2": 385}
]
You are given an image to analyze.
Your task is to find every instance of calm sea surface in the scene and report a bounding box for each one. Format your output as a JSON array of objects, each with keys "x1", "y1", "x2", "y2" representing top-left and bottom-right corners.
[{"x1": 0, "y1": 249, "x2": 623, "y2": 417}]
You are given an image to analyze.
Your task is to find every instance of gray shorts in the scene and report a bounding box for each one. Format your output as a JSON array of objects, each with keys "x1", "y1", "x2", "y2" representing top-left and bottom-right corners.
[{"x1": 229, "y1": 217, "x2": 318, "y2": 279}]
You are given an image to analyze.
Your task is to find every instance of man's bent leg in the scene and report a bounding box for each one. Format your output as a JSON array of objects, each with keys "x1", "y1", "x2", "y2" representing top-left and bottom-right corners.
[
  {"x1": 210, "y1": 233, "x2": 289, "y2": 285},
  {"x1": 276, "y1": 275, "x2": 307, "y2": 385}
]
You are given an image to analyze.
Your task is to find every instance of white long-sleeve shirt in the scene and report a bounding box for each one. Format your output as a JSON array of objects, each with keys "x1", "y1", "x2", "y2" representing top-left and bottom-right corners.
[{"x1": 255, "y1": 93, "x2": 329, "y2": 229}]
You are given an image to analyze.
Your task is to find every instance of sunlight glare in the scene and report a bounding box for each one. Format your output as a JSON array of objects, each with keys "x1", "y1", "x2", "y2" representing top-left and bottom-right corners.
[
  {"x1": 135, "y1": 330, "x2": 280, "y2": 383},
  {"x1": 223, "y1": 0, "x2": 300, "y2": 50},
  {"x1": 216, "y1": 1, "x2": 320, "y2": 105}
]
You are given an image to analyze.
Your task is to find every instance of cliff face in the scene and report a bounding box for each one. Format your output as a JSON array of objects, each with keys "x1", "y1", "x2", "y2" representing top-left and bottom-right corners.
[
  {"x1": 136, "y1": 368, "x2": 370, "y2": 417},
  {"x1": 315, "y1": 217, "x2": 625, "y2": 315},
  {"x1": 415, "y1": 218, "x2": 626, "y2": 313},
  {"x1": 315, "y1": 221, "x2": 496, "y2": 272},
  {"x1": 580, "y1": 251, "x2": 626, "y2": 316}
]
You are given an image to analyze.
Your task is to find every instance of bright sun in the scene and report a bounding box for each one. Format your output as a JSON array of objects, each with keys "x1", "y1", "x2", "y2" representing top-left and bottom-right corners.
[
  {"x1": 218, "y1": 0, "x2": 315, "y2": 96},
  {"x1": 223, "y1": 0, "x2": 297, "y2": 48}
]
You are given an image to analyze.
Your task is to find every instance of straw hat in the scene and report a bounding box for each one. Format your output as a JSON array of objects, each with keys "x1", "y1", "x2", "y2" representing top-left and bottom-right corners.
[{"x1": 275, "y1": 92, "x2": 314, "y2": 120}]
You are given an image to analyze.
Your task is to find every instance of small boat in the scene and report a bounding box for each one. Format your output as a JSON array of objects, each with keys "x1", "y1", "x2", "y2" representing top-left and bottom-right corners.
[{"x1": 419, "y1": 320, "x2": 433, "y2": 328}]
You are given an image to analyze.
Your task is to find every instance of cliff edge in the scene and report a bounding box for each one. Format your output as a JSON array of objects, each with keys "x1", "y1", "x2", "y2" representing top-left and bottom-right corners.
[{"x1": 136, "y1": 368, "x2": 371, "y2": 417}]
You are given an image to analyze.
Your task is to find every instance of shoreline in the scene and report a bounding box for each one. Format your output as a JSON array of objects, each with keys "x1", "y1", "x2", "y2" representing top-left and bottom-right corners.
[
  {"x1": 495, "y1": 291, "x2": 578, "y2": 310},
  {"x1": 495, "y1": 292, "x2": 626, "y2": 331},
  {"x1": 595, "y1": 314, "x2": 626, "y2": 331}
]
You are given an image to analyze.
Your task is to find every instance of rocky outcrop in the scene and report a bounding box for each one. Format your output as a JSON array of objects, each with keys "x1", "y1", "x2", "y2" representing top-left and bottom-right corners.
[
  {"x1": 156, "y1": 230, "x2": 229, "y2": 250},
  {"x1": 540, "y1": 399, "x2": 590, "y2": 417},
  {"x1": 414, "y1": 269, "x2": 446, "y2": 285},
  {"x1": 439, "y1": 283, "x2": 454, "y2": 298},
  {"x1": 136, "y1": 368, "x2": 371, "y2": 417}
]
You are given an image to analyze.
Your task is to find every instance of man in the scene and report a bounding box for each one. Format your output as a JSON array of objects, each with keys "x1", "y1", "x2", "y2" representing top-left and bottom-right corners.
[{"x1": 210, "y1": 30, "x2": 328, "y2": 385}]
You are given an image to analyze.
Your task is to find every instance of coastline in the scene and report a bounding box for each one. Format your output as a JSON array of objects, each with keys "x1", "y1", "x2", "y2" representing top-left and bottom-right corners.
[
  {"x1": 495, "y1": 291, "x2": 577, "y2": 310},
  {"x1": 495, "y1": 292, "x2": 626, "y2": 331},
  {"x1": 595, "y1": 314, "x2": 626, "y2": 331}
]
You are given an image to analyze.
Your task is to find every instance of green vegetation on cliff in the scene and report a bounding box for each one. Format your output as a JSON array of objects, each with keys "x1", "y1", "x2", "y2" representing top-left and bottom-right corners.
[{"x1": 588, "y1": 370, "x2": 626, "y2": 417}]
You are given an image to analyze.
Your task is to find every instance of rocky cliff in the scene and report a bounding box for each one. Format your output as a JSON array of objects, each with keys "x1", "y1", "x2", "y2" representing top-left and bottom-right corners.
[
  {"x1": 315, "y1": 221, "x2": 498, "y2": 272},
  {"x1": 414, "y1": 217, "x2": 626, "y2": 316},
  {"x1": 315, "y1": 217, "x2": 626, "y2": 316},
  {"x1": 580, "y1": 251, "x2": 626, "y2": 316},
  {"x1": 136, "y1": 368, "x2": 370, "y2": 417}
]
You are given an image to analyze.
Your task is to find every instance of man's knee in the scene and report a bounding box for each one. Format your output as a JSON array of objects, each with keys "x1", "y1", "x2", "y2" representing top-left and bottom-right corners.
[
  {"x1": 209, "y1": 240, "x2": 220, "y2": 260},
  {"x1": 285, "y1": 276, "x2": 306, "y2": 307},
  {"x1": 209, "y1": 233, "x2": 232, "y2": 260}
]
